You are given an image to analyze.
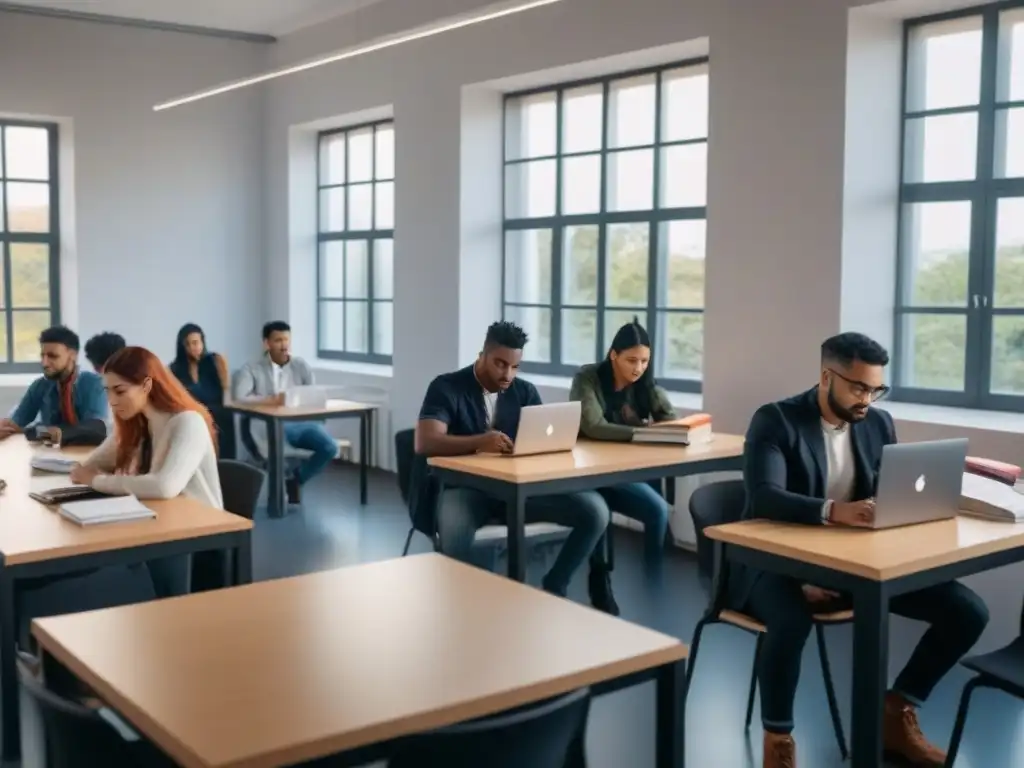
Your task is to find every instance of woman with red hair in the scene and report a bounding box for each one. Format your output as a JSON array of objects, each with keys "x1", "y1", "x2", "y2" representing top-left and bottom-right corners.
[{"x1": 70, "y1": 346, "x2": 222, "y2": 597}]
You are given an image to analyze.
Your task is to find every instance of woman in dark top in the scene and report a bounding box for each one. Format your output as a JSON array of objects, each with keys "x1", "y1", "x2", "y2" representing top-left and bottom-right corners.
[
  {"x1": 569, "y1": 319, "x2": 677, "y2": 582},
  {"x1": 169, "y1": 323, "x2": 236, "y2": 459}
]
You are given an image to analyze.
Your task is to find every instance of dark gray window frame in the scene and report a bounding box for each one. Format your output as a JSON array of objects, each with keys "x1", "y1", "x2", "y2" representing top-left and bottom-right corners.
[
  {"x1": 894, "y1": 1, "x2": 1024, "y2": 410},
  {"x1": 316, "y1": 119, "x2": 394, "y2": 365},
  {"x1": 0, "y1": 119, "x2": 60, "y2": 373},
  {"x1": 502, "y1": 58, "x2": 709, "y2": 393}
]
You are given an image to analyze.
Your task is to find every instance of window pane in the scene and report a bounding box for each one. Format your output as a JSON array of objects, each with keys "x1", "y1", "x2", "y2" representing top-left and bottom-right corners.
[
  {"x1": 660, "y1": 220, "x2": 705, "y2": 309},
  {"x1": 373, "y1": 239, "x2": 394, "y2": 300},
  {"x1": 0, "y1": 250, "x2": 5, "y2": 306},
  {"x1": 0, "y1": 320, "x2": 6, "y2": 362},
  {"x1": 505, "y1": 92, "x2": 557, "y2": 160},
  {"x1": 607, "y1": 149, "x2": 653, "y2": 212},
  {"x1": 0, "y1": 185, "x2": 4, "y2": 232},
  {"x1": 10, "y1": 243, "x2": 50, "y2": 308},
  {"x1": 657, "y1": 312, "x2": 703, "y2": 380},
  {"x1": 319, "y1": 302, "x2": 344, "y2": 351},
  {"x1": 348, "y1": 128, "x2": 374, "y2": 182},
  {"x1": 997, "y1": 9, "x2": 1024, "y2": 102},
  {"x1": 319, "y1": 242, "x2": 344, "y2": 298},
  {"x1": 561, "y1": 154, "x2": 600, "y2": 215},
  {"x1": 901, "y1": 201, "x2": 970, "y2": 307},
  {"x1": 373, "y1": 301, "x2": 393, "y2": 356},
  {"x1": 898, "y1": 313, "x2": 967, "y2": 390},
  {"x1": 993, "y1": 198, "x2": 1024, "y2": 308},
  {"x1": 609, "y1": 74, "x2": 655, "y2": 148},
  {"x1": 504, "y1": 229, "x2": 551, "y2": 304},
  {"x1": 562, "y1": 309, "x2": 597, "y2": 365},
  {"x1": 662, "y1": 65, "x2": 709, "y2": 142},
  {"x1": 348, "y1": 183, "x2": 373, "y2": 231},
  {"x1": 606, "y1": 223, "x2": 649, "y2": 307},
  {"x1": 562, "y1": 85, "x2": 603, "y2": 153},
  {"x1": 5, "y1": 182, "x2": 49, "y2": 232},
  {"x1": 991, "y1": 315, "x2": 1024, "y2": 395},
  {"x1": 345, "y1": 302, "x2": 368, "y2": 353},
  {"x1": 345, "y1": 241, "x2": 369, "y2": 299},
  {"x1": 4, "y1": 126, "x2": 49, "y2": 181},
  {"x1": 375, "y1": 125, "x2": 395, "y2": 179},
  {"x1": 903, "y1": 113, "x2": 978, "y2": 183},
  {"x1": 906, "y1": 17, "x2": 983, "y2": 111},
  {"x1": 603, "y1": 309, "x2": 637, "y2": 352},
  {"x1": 661, "y1": 144, "x2": 707, "y2": 208},
  {"x1": 504, "y1": 305, "x2": 551, "y2": 362},
  {"x1": 319, "y1": 188, "x2": 345, "y2": 232},
  {"x1": 994, "y1": 108, "x2": 1024, "y2": 178},
  {"x1": 12, "y1": 310, "x2": 49, "y2": 362},
  {"x1": 562, "y1": 225, "x2": 598, "y2": 305},
  {"x1": 375, "y1": 182, "x2": 394, "y2": 229},
  {"x1": 505, "y1": 160, "x2": 556, "y2": 218},
  {"x1": 319, "y1": 133, "x2": 345, "y2": 185}
]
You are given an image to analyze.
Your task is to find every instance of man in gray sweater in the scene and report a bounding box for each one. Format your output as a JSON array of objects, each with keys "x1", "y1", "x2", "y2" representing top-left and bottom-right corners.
[{"x1": 232, "y1": 321, "x2": 337, "y2": 503}]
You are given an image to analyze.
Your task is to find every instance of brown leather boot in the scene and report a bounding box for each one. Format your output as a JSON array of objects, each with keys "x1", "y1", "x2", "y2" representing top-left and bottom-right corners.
[
  {"x1": 883, "y1": 692, "x2": 946, "y2": 767},
  {"x1": 763, "y1": 731, "x2": 796, "y2": 768}
]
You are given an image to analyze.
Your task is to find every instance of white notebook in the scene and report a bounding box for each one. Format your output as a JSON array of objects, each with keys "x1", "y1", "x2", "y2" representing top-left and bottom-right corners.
[
  {"x1": 58, "y1": 494, "x2": 156, "y2": 526},
  {"x1": 30, "y1": 455, "x2": 77, "y2": 474},
  {"x1": 960, "y1": 472, "x2": 1024, "y2": 523}
]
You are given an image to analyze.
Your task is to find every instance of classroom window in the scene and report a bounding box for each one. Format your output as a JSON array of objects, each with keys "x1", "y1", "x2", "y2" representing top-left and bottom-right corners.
[
  {"x1": 502, "y1": 60, "x2": 708, "y2": 391},
  {"x1": 895, "y1": 5, "x2": 1024, "y2": 410},
  {"x1": 317, "y1": 120, "x2": 394, "y2": 363},
  {"x1": 0, "y1": 120, "x2": 60, "y2": 373}
]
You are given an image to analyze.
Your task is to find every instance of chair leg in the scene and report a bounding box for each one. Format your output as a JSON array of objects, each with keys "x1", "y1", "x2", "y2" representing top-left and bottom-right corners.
[
  {"x1": 745, "y1": 633, "x2": 763, "y2": 730},
  {"x1": 685, "y1": 617, "x2": 711, "y2": 688},
  {"x1": 401, "y1": 528, "x2": 415, "y2": 556},
  {"x1": 814, "y1": 624, "x2": 848, "y2": 759},
  {"x1": 945, "y1": 676, "x2": 984, "y2": 768}
]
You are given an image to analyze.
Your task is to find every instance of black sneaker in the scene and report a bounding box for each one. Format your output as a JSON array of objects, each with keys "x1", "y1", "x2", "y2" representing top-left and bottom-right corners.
[
  {"x1": 286, "y1": 474, "x2": 302, "y2": 505},
  {"x1": 588, "y1": 564, "x2": 620, "y2": 616}
]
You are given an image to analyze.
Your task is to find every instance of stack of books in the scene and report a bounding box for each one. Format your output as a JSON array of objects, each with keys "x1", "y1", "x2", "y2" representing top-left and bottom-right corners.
[
  {"x1": 57, "y1": 494, "x2": 156, "y2": 526},
  {"x1": 965, "y1": 456, "x2": 1021, "y2": 486},
  {"x1": 960, "y1": 472, "x2": 1024, "y2": 523},
  {"x1": 631, "y1": 413, "x2": 713, "y2": 446}
]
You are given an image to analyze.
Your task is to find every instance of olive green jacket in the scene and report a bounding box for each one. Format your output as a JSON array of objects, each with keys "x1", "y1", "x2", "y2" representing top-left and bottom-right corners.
[{"x1": 569, "y1": 363, "x2": 677, "y2": 442}]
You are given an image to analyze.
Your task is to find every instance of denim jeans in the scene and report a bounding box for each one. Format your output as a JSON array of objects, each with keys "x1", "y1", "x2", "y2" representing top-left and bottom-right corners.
[
  {"x1": 284, "y1": 421, "x2": 337, "y2": 485},
  {"x1": 438, "y1": 487, "x2": 609, "y2": 594},
  {"x1": 597, "y1": 482, "x2": 670, "y2": 579}
]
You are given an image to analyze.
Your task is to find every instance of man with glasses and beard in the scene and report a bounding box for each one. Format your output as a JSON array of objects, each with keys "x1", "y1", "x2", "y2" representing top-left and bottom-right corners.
[
  {"x1": 0, "y1": 325, "x2": 108, "y2": 446},
  {"x1": 734, "y1": 332, "x2": 989, "y2": 768}
]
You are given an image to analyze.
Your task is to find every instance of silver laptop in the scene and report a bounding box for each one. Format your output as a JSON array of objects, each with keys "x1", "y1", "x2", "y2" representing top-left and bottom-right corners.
[
  {"x1": 508, "y1": 401, "x2": 581, "y2": 457},
  {"x1": 870, "y1": 438, "x2": 969, "y2": 529}
]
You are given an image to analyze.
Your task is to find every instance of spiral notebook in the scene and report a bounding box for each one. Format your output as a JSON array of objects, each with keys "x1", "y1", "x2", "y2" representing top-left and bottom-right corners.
[{"x1": 57, "y1": 495, "x2": 155, "y2": 526}]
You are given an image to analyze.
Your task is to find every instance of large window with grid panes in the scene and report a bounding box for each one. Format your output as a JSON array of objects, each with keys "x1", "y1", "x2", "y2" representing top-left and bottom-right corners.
[
  {"x1": 317, "y1": 120, "x2": 394, "y2": 364},
  {"x1": 502, "y1": 60, "x2": 708, "y2": 391}
]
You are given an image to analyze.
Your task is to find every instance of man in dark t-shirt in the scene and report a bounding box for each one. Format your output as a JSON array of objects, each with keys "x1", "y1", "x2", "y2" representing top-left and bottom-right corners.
[{"x1": 416, "y1": 321, "x2": 616, "y2": 613}]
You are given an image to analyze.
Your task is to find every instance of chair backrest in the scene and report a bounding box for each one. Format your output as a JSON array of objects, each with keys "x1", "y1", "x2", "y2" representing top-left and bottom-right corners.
[
  {"x1": 217, "y1": 459, "x2": 265, "y2": 520},
  {"x1": 394, "y1": 428, "x2": 415, "y2": 505},
  {"x1": 388, "y1": 687, "x2": 591, "y2": 768},
  {"x1": 688, "y1": 480, "x2": 746, "y2": 582}
]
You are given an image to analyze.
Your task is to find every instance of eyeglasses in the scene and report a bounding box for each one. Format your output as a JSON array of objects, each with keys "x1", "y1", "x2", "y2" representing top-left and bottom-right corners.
[{"x1": 827, "y1": 368, "x2": 890, "y2": 402}]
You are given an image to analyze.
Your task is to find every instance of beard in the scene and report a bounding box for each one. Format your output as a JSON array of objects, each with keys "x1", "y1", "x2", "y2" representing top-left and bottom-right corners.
[{"x1": 827, "y1": 382, "x2": 868, "y2": 423}]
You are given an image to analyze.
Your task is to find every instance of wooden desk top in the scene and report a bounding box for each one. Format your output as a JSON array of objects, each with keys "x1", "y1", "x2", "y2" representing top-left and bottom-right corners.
[
  {"x1": 427, "y1": 434, "x2": 744, "y2": 484},
  {"x1": 0, "y1": 436, "x2": 252, "y2": 566},
  {"x1": 33, "y1": 554, "x2": 686, "y2": 768},
  {"x1": 224, "y1": 398, "x2": 376, "y2": 419},
  {"x1": 706, "y1": 516, "x2": 1024, "y2": 581}
]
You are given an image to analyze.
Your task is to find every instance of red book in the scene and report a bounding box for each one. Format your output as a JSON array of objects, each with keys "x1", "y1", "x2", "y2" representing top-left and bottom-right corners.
[{"x1": 965, "y1": 456, "x2": 1021, "y2": 486}]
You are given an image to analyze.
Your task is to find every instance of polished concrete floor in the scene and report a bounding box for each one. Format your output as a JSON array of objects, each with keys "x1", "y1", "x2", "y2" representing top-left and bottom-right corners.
[{"x1": 240, "y1": 464, "x2": 1024, "y2": 768}]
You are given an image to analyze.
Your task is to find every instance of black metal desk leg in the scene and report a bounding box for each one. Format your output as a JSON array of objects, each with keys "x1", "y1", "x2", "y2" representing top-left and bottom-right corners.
[
  {"x1": 266, "y1": 417, "x2": 287, "y2": 517},
  {"x1": 0, "y1": 564, "x2": 20, "y2": 761},
  {"x1": 233, "y1": 530, "x2": 254, "y2": 586},
  {"x1": 359, "y1": 411, "x2": 369, "y2": 505},
  {"x1": 655, "y1": 659, "x2": 686, "y2": 768},
  {"x1": 506, "y1": 487, "x2": 527, "y2": 582},
  {"x1": 850, "y1": 580, "x2": 889, "y2": 768}
]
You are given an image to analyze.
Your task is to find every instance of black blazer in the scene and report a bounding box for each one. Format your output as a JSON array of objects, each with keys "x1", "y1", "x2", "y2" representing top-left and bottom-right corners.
[{"x1": 728, "y1": 387, "x2": 897, "y2": 608}]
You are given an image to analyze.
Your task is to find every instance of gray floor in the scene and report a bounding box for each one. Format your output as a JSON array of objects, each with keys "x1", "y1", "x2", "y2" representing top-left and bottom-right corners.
[{"x1": 26, "y1": 463, "x2": 1024, "y2": 767}]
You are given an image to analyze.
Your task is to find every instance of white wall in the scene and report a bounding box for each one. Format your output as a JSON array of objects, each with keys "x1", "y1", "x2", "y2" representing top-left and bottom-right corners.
[{"x1": 0, "y1": 12, "x2": 265, "y2": 366}]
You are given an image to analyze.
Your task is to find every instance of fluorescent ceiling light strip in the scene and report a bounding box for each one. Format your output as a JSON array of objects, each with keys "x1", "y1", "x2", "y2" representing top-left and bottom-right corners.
[{"x1": 154, "y1": 0, "x2": 564, "y2": 111}]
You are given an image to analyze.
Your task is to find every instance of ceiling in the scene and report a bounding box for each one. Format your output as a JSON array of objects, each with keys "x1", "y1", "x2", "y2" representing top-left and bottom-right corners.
[{"x1": 0, "y1": 0, "x2": 387, "y2": 36}]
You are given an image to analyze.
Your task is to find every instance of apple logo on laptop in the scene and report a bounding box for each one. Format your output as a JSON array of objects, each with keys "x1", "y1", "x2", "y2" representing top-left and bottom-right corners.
[
  {"x1": 915, "y1": 474, "x2": 926, "y2": 493},
  {"x1": 545, "y1": 424, "x2": 554, "y2": 437}
]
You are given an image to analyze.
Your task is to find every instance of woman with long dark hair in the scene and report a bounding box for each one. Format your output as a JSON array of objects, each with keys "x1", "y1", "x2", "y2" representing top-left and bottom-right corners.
[
  {"x1": 569, "y1": 318, "x2": 677, "y2": 583},
  {"x1": 70, "y1": 346, "x2": 223, "y2": 597},
  {"x1": 169, "y1": 323, "x2": 235, "y2": 459}
]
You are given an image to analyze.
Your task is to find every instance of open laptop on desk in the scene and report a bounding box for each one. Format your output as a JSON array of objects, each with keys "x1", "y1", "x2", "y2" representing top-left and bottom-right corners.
[
  {"x1": 869, "y1": 438, "x2": 969, "y2": 529},
  {"x1": 505, "y1": 401, "x2": 581, "y2": 457}
]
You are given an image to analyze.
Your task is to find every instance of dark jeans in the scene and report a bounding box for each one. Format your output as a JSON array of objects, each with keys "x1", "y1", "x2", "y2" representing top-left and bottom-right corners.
[
  {"x1": 597, "y1": 482, "x2": 670, "y2": 580},
  {"x1": 147, "y1": 555, "x2": 192, "y2": 599},
  {"x1": 742, "y1": 572, "x2": 989, "y2": 733}
]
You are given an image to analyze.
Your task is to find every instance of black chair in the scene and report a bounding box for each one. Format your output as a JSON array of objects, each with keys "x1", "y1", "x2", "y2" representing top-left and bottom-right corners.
[
  {"x1": 191, "y1": 460, "x2": 265, "y2": 593},
  {"x1": 686, "y1": 480, "x2": 849, "y2": 759},
  {"x1": 944, "y1": 598, "x2": 1024, "y2": 766},
  {"x1": 388, "y1": 687, "x2": 591, "y2": 768}
]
